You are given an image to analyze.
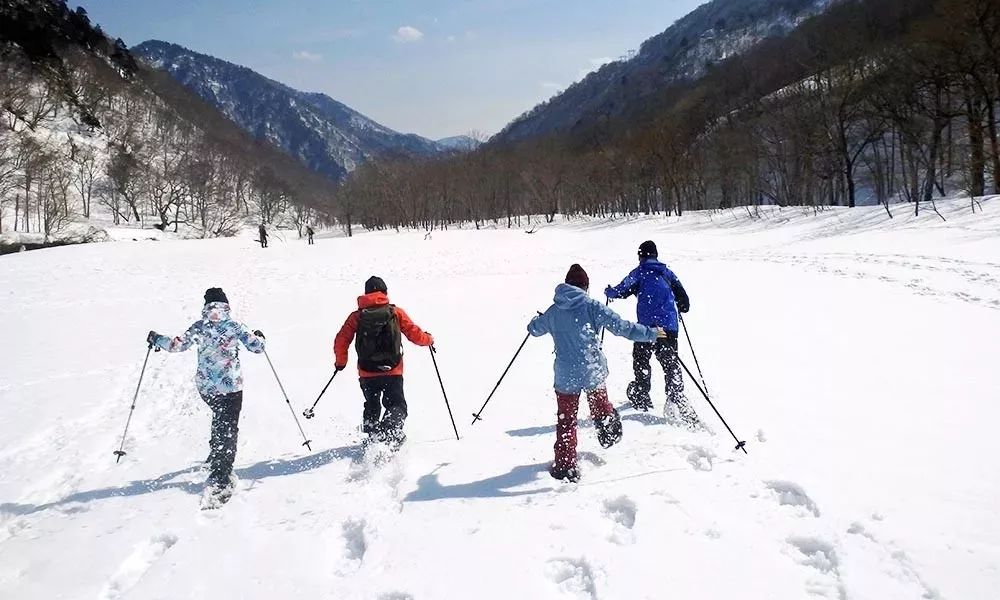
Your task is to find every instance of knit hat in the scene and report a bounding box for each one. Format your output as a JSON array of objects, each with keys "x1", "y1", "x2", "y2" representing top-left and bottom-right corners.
[
  {"x1": 365, "y1": 276, "x2": 388, "y2": 294},
  {"x1": 204, "y1": 287, "x2": 229, "y2": 305},
  {"x1": 638, "y1": 240, "x2": 658, "y2": 259},
  {"x1": 565, "y1": 264, "x2": 590, "y2": 290}
]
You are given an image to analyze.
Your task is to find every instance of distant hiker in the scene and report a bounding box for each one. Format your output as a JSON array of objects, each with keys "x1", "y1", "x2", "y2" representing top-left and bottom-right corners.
[
  {"x1": 529, "y1": 264, "x2": 665, "y2": 483},
  {"x1": 258, "y1": 224, "x2": 268, "y2": 248},
  {"x1": 605, "y1": 240, "x2": 703, "y2": 429},
  {"x1": 306, "y1": 226, "x2": 315, "y2": 245},
  {"x1": 146, "y1": 288, "x2": 266, "y2": 503},
  {"x1": 334, "y1": 276, "x2": 434, "y2": 449}
]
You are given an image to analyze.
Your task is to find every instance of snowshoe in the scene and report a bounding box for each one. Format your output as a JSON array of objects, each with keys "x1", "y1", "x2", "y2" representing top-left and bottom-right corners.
[
  {"x1": 667, "y1": 398, "x2": 708, "y2": 433},
  {"x1": 595, "y1": 409, "x2": 623, "y2": 449},
  {"x1": 385, "y1": 431, "x2": 406, "y2": 453},
  {"x1": 626, "y1": 382, "x2": 652, "y2": 412},
  {"x1": 200, "y1": 475, "x2": 236, "y2": 510},
  {"x1": 548, "y1": 464, "x2": 581, "y2": 483}
]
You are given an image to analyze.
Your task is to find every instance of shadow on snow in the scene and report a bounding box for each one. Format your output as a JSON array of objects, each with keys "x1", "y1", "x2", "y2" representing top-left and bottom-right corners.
[
  {"x1": 0, "y1": 443, "x2": 364, "y2": 517},
  {"x1": 505, "y1": 409, "x2": 668, "y2": 438},
  {"x1": 404, "y1": 462, "x2": 555, "y2": 502}
]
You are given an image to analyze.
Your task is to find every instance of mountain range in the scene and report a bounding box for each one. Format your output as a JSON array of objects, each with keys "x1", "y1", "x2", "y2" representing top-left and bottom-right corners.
[
  {"x1": 494, "y1": 0, "x2": 833, "y2": 143},
  {"x1": 133, "y1": 40, "x2": 453, "y2": 181}
]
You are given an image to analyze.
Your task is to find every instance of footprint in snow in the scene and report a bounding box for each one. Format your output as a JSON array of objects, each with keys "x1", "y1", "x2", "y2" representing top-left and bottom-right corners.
[
  {"x1": 546, "y1": 557, "x2": 599, "y2": 600},
  {"x1": 786, "y1": 536, "x2": 846, "y2": 600},
  {"x1": 764, "y1": 480, "x2": 821, "y2": 517},
  {"x1": 98, "y1": 533, "x2": 178, "y2": 600},
  {"x1": 377, "y1": 593, "x2": 414, "y2": 600},
  {"x1": 341, "y1": 517, "x2": 368, "y2": 563},
  {"x1": 683, "y1": 444, "x2": 715, "y2": 471},
  {"x1": 602, "y1": 495, "x2": 637, "y2": 529},
  {"x1": 603, "y1": 495, "x2": 638, "y2": 545}
]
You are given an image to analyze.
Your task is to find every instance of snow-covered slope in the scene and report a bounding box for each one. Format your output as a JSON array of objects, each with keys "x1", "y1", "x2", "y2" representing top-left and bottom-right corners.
[
  {"x1": 2, "y1": 198, "x2": 999, "y2": 599},
  {"x1": 496, "y1": 0, "x2": 834, "y2": 143},
  {"x1": 435, "y1": 135, "x2": 481, "y2": 153},
  {"x1": 132, "y1": 41, "x2": 444, "y2": 180}
]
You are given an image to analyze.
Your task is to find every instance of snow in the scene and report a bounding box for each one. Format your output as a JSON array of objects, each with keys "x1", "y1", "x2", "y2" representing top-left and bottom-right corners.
[{"x1": 2, "y1": 198, "x2": 999, "y2": 599}]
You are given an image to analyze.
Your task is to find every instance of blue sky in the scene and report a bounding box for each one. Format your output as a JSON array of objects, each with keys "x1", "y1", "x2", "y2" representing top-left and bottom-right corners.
[{"x1": 76, "y1": 0, "x2": 704, "y2": 139}]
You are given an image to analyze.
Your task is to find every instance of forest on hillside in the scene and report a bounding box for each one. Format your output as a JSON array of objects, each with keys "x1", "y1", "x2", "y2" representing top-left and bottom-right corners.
[
  {"x1": 0, "y1": 0, "x2": 337, "y2": 242},
  {"x1": 338, "y1": 0, "x2": 999, "y2": 232}
]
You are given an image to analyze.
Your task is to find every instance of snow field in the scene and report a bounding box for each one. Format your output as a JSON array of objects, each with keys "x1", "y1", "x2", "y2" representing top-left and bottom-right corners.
[{"x1": 1, "y1": 199, "x2": 999, "y2": 599}]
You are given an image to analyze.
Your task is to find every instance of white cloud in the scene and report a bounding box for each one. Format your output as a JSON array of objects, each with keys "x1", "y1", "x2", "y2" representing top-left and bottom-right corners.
[
  {"x1": 392, "y1": 26, "x2": 424, "y2": 43},
  {"x1": 292, "y1": 50, "x2": 323, "y2": 62},
  {"x1": 446, "y1": 35, "x2": 457, "y2": 43}
]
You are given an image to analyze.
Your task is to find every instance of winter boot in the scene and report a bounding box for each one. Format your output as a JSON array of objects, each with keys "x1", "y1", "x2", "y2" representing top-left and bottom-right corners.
[
  {"x1": 385, "y1": 430, "x2": 407, "y2": 453},
  {"x1": 669, "y1": 397, "x2": 705, "y2": 432},
  {"x1": 595, "y1": 409, "x2": 623, "y2": 449},
  {"x1": 201, "y1": 474, "x2": 236, "y2": 509},
  {"x1": 549, "y1": 464, "x2": 581, "y2": 483},
  {"x1": 627, "y1": 381, "x2": 653, "y2": 412}
]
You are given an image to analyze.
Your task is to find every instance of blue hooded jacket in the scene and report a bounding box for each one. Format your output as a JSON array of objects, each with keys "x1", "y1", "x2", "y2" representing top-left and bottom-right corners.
[
  {"x1": 529, "y1": 284, "x2": 658, "y2": 394},
  {"x1": 606, "y1": 259, "x2": 689, "y2": 332}
]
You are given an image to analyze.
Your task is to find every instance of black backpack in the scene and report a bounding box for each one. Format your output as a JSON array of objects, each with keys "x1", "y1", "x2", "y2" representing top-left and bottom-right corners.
[{"x1": 355, "y1": 305, "x2": 403, "y2": 372}]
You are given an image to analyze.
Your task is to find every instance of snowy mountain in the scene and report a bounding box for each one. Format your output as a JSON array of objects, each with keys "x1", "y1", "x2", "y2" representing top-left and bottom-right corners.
[
  {"x1": 495, "y1": 0, "x2": 834, "y2": 143},
  {"x1": 0, "y1": 0, "x2": 338, "y2": 247},
  {"x1": 133, "y1": 41, "x2": 444, "y2": 181},
  {"x1": 435, "y1": 135, "x2": 481, "y2": 152}
]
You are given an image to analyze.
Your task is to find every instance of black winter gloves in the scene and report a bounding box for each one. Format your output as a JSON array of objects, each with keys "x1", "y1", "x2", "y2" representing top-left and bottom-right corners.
[{"x1": 253, "y1": 329, "x2": 265, "y2": 339}]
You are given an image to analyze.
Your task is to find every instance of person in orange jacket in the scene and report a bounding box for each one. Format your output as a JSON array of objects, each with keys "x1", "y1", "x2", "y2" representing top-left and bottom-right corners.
[{"x1": 334, "y1": 276, "x2": 433, "y2": 447}]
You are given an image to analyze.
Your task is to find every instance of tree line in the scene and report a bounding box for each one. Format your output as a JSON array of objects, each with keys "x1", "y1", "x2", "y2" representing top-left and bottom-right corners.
[
  {"x1": 337, "y1": 0, "x2": 998, "y2": 233},
  {"x1": 1, "y1": 0, "x2": 337, "y2": 241}
]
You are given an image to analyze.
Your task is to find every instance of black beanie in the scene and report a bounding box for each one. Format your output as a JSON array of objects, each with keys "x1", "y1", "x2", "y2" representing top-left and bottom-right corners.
[
  {"x1": 565, "y1": 264, "x2": 590, "y2": 290},
  {"x1": 365, "y1": 276, "x2": 388, "y2": 294},
  {"x1": 204, "y1": 287, "x2": 229, "y2": 305},
  {"x1": 638, "y1": 240, "x2": 658, "y2": 259}
]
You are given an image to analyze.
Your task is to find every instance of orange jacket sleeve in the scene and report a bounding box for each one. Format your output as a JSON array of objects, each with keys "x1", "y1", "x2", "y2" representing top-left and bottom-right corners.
[
  {"x1": 334, "y1": 311, "x2": 359, "y2": 367},
  {"x1": 395, "y1": 307, "x2": 433, "y2": 347}
]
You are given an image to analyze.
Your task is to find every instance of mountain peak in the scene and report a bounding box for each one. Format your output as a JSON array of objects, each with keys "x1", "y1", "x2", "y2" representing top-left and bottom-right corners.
[{"x1": 132, "y1": 41, "x2": 443, "y2": 179}]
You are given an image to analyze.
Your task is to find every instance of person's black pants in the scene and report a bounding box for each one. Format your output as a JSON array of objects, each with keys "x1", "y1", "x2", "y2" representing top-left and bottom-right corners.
[
  {"x1": 359, "y1": 376, "x2": 407, "y2": 441},
  {"x1": 202, "y1": 391, "x2": 243, "y2": 485},
  {"x1": 629, "y1": 334, "x2": 683, "y2": 405}
]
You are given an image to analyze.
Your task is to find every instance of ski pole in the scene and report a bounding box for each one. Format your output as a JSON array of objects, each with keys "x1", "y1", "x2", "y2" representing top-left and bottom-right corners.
[
  {"x1": 303, "y1": 371, "x2": 339, "y2": 419},
  {"x1": 429, "y1": 346, "x2": 460, "y2": 440},
  {"x1": 262, "y1": 349, "x2": 313, "y2": 451},
  {"x1": 113, "y1": 343, "x2": 155, "y2": 463},
  {"x1": 677, "y1": 356, "x2": 746, "y2": 454},
  {"x1": 678, "y1": 313, "x2": 709, "y2": 396},
  {"x1": 472, "y1": 329, "x2": 533, "y2": 425}
]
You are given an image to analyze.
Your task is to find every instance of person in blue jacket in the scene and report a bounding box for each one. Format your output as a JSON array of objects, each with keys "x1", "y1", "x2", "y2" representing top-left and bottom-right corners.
[
  {"x1": 605, "y1": 241, "x2": 703, "y2": 429},
  {"x1": 529, "y1": 264, "x2": 665, "y2": 483}
]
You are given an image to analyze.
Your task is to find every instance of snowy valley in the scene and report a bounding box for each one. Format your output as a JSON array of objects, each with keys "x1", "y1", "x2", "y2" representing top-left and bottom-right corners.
[{"x1": 2, "y1": 199, "x2": 998, "y2": 599}]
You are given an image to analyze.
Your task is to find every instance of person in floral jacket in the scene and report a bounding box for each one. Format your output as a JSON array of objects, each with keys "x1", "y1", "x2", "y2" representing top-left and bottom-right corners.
[{"x1": 148, "y1": 288, "x2": 265, "y2": 494}]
